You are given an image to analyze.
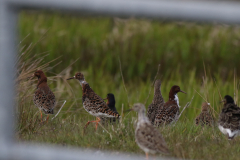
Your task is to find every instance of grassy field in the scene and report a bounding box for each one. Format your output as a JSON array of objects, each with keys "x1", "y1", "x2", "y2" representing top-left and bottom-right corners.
[{"x1": 17, "y1": 11, "x2": 240, "y2": 159}]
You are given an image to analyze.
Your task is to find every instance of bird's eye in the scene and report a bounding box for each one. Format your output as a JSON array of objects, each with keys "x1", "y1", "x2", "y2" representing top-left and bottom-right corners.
[{"x1": 77, "y1": 74, "x2": 80, "y2": 76}]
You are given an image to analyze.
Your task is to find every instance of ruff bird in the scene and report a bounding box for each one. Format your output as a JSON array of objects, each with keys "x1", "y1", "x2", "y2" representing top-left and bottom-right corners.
[
  {"x1": 67, "y1": 72, "x2": 120, "y2": 130},
  {"x1": 195, "y1": 102, "x2": 213, "y2": 127},
  {"x1": 154, "y1": 85, "x2": 186, "y2": 126},
  {"x1": 33, "y1": 70, "x2": 56, "y2": 122},
  {"x1": 147, "y1": 79, "x2": 165, "y2": 125},
  {"x1": 131, "y1": 103, "x2": 169, "y2": 160},
  {"x1": 218, "y1": 95, "x2": 240, "y2": 140},
  {"x1": 101, "y1": 93, "x2": 120, "y2": 124}
]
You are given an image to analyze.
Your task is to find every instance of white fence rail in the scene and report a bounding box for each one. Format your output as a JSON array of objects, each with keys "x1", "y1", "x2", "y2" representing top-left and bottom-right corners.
[{"x1": 1, "y1": 0, "x2": 240, "y2": 159}]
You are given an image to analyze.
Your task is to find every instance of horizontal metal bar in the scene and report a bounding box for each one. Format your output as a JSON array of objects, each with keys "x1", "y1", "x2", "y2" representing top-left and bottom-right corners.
[
  {"x1": 0, "y1": 143, "x2": 171, "y2": 160},
  {"x1": 7, "y1": 0, "x2": 240, "y2": 24}
]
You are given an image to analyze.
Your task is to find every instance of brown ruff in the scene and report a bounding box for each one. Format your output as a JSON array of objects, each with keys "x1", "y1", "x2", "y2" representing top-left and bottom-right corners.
[
  {"x1": 82, "y1": 83, "x2": 120, "y2": 118},
  {"x1": 154, "y1": 85, "x2": 186, "y2": 127},
  {"x1": 195, "y1": 102, "x2": 213, "y2": 126},
  {"x1": 147, "y1": 80, "x2": 165, "y2": 125},
  {"x1": 33, "y1": 70, "x2": 56, "y2": 115}
]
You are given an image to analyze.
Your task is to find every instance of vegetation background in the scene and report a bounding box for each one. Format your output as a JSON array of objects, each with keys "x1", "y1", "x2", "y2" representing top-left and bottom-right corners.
[{"x1": 17, "y1": 11, "x2": 240, "y2": 159}]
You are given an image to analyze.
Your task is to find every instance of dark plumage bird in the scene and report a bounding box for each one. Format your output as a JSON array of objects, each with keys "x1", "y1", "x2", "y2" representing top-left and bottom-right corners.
[
  {"x1": 195, "y1": 102, "x2": 213, "y2": 127},
  {"x1": 154, "y1": 85, "x2": 186, "y2": 127},
  {"x1": 33, "y1": 70, "x2": 56, "y2": 122},
  {"x1": 218, "y1": 95, "x2": 240, "y2": 140},
  {"x1": 101, "y1": 93, "x2": 120, "y2": 124},
  {"x1": 147, "y1": 79, "x2": 165, "y2": 125},
  {"x1": 67, "y1": 72, "x2": 120, "y2": 130}
]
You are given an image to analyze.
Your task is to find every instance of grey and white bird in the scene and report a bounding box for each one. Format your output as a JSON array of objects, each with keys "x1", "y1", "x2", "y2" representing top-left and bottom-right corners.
[{"x1": 131, "y1": 103, "x2": 169, "y2": 160}]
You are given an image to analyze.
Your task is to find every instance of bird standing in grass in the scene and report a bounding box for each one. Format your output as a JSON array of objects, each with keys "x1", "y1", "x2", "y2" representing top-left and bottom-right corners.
[
  {"x1": 218, "y1": 95, "x2": 240, "y2": 140},
  {"x1": 195, "y1": 102, "x2": 213, "y2": 127},
  {"x1": 154, "y1": 85, "x2": 186, "y2": 126},
  {"x1": 33, "y1": 70, "x2": 56, "y2": 122},
  {"x1": 67, "y1": 72, "x2": 120, "y2": 130},
  {"x1": 101, "y1": 93, "x2": 120, "y2": 124},
  {"x1": 131, "y1": 103, "x2": 169, "y2": 160},
  {"x1": 147, "y1": 79, "x2": 165, "y2": 125}
]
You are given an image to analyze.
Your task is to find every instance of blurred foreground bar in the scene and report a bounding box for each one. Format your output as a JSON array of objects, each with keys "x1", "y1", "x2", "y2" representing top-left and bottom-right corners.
[
  {"x1": 1, "y1": 143, "x2": 147, "y2": 160},
  {"x1": 8, "y1": 0, "x2": 240, "y2": 24}
]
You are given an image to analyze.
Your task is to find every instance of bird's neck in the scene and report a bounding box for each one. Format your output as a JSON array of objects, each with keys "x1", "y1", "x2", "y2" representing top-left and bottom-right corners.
[
  {"x1": 169, "y1": 92, "x2": 179, "y2": 107},
  {"x1": 82, "y1": 82, "x2": 94, "y2": 94},
  {"x1": 153, "y1": 87, "x2": 162, "y2": 103},
  {"x1": 77, "y1": 80, "x2": 84, "y2": 86},
  {"x1": 107, "y1": 100, "x2": 115, "y2": 109},
  {"x1": 37, "y1": 77, "x2": 47, "y2": 88},
  {"x1": 137, "y1": 110, "x2": 148, "y2": 123}
]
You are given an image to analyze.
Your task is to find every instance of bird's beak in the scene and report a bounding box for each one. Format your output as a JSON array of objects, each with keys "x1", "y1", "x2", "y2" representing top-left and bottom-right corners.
[
  {"x1": 180, "y1": 90, "x2": 187, "y2": 94},
  {"x1": 27, "y1": 74, "x2": 35, "y2": 80},
  {"x1": 219, "y1": 100, "x2": 224, "y2": 103},
  {"x1": 103, "y1": 97, "x2": 108, "y2": 100},
  {"x1": 124, "y1": 108, "x2": 133, "y2": 113},
  {"x1": 67, "y1": 76, "x2": 75, "y2": 80}
]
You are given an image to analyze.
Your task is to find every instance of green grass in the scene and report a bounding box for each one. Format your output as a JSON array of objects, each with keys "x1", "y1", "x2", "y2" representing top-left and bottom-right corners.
[
  {"x1": 19, "y1": 11, "x2": 240, "y2": 81},
  {"x1": 17, "y1": 11, "x2": 240, "y2": 160}
]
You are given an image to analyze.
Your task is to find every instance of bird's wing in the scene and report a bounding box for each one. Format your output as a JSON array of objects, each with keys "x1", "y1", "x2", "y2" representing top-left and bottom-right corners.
[
  {"x1": 154, "y1": 102, "x2": 179, "y2": 126},
  {"x1": 219, "y1": 104, "x2": 240, "y2": 130},
  {"x1": 196, "y1": 112, "x2": 213, "y2": 126},
  {"x1": 33, "y1": 87, "x2": 56, "y2": 113},
  {"x1": 147, "y1": 103, "x2": 156, "y2": 125},
  {"x1": 135, "y1": 122, "x2": 169, "y2": 154},
  {"x1": 82, "y1": 83, "x2": 120, "y2": 118}
]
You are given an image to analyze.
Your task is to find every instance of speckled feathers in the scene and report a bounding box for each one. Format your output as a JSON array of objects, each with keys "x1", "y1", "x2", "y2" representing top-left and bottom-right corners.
[
  {"x1": 33, "y1": 70, "x2": 56, "y2": 114},
  {"x1": 218, "y1": 95, "x2": 240, "y2": 139},
  {"x1": 147, "y1": 80, "x2": 165, "y2": 125},
  {"x1": 154, "y1": 85, "x2": 186, "y2": 127},
  {"x1": 133, "y1": 103, "x2": 169, "y2": 155},
  {"x1": 195, "y1": 102, "x2": 213, "y2": 126}
]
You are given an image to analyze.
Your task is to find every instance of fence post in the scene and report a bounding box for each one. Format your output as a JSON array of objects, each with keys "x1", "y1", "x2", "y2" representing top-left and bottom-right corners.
[{"x1": 0, "y1": 0, "x2": 17, "y2": 147}]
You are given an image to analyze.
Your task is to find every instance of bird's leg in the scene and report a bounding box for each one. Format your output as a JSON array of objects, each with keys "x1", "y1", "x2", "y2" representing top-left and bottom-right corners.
[
  {"x1": 95, "y1": 117, "x2": 101, "y2": 131},
  {"x1": 84, "y1": 117, "x2": 101, "y2": 131},
  {"x1": 46, "y1": 115, "x2": 50, "y2": 123},
  {"x1": 84, "y1": 121, "x2": 94, "y2": 129},
  {"x1": 146, "y1": 152, "x2": 149, "y2": 160},
  {"x1": 40, "y1": 110, "x2": 43, "y2": 122}
]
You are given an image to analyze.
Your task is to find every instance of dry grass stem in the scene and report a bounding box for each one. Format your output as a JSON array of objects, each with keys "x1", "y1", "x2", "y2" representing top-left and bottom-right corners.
[
  {"x1": 177, "y1": 96, "x2": 194, "y2": 121},
  {"x1": 118, "y1": 56, "x2": 130, "y2": 107},
  {"x1": 194, "y1": 89, "x2": 208, "y2": 102},
  {"x1": 51, "y1": 100, "x2": 66, "y2": 121},
  {"x1": 98, "y1": 123, "x2": 113, "y2": 140}
]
